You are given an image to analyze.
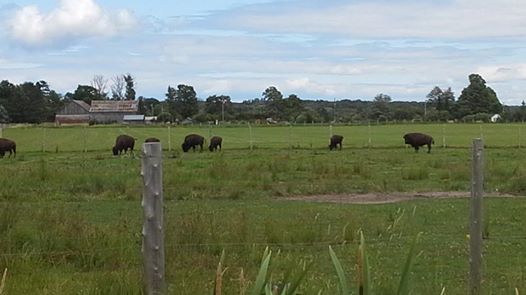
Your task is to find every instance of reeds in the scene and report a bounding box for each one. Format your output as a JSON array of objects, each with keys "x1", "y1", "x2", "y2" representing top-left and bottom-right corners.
[{"x1": 329, "y1": 230, "x2": 422, "y2": 294}]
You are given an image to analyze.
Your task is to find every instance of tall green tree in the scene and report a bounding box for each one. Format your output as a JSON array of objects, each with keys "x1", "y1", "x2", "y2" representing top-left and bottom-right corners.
[
  {"x1": 370, "y1": 93, "x2": 392, "y2": 120},
  {"x1": 262, "y1": 86, "x2": 284, "y2": 119},
  {"x1": 426, "y1": 86, "x2": 455, "y2": 119},
  {"x1": 166, "y1": 84, "x2": 198, "y2": 119},
  {"x1": 456, "y1": 74, "x2": 502, "y2": 118},
  {"x1": 0, "y1": 81, "x2": 60, "y2": 123},
  {"x1": 205, "y1": 95, "x2": 231, "y2": 120},
  {"x1": 262, "y1": 86, "x2": 283, "y2": 102},
  {"x1": 65, "y1": 85, "x2": 104, "y2": 104},
  {"x1": 0, "y1": 80, "x2": 16, "y2": 122},
  {"x1": 124, "y1": 74, "x2": 136, "y2": 100},
  {"x1": 0, "y1": 105, "x2": 9, "y2": 123},
  {"x1": 282, "y1": 94, "x2": 304, "y2": 122}
]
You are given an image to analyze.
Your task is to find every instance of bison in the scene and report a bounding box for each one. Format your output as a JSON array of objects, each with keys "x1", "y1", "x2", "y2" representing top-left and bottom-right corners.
[
  {"x1": 209, "y1": 136, "x2": 222, "y2": 152},
  {"x1": 145, "y1": 137, "x2": 160, "y2": 143},
  {"x1": 329, "y1": 135, "x2": 344, "y2": 150},
  {"x1": 0, "y1": 138, "x2": 16, "y2": 158},
  {"x1": 182, "y1": 134, "x2": 205, "y2": 152},
  {"x1": 403, "y1": 132, "x2": 434, "y2": 153},
  {"x1": 112, "y1": 134, "x2": 135, "y2": 156}
]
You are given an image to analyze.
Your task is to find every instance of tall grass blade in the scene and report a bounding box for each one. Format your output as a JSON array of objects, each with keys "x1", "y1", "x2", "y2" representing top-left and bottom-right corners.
[
  {"x1": 250, "y1": 247, "x2": 272, "y2": 295},
  {"x1": 0, "y1": 268, "x2": 6, "y2": 295},
  {"x1": 357, "y1": 231, "x2": 370, "y2": 295},
  {"x1": 282, "y1": 261, "x2": 312, "y2": 295},
  {"x1": 264, "y1": 283, "x2": 273, "y2": 295},
  {"x1": 329, "y1": 245, "x2": 350, "y2": 295},
  {"x1": 239, "y1": 268, "x2": 248, "y2": 295},
  {"x1": 213, "y1": 250, "x2": 227, "y2": 295},
  {"x1": 396, "y1": 232, "x2": 423, "y2": 295}
]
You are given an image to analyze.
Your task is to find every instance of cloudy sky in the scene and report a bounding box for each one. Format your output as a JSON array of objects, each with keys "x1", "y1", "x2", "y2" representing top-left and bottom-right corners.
[{"x1": 1, "y1": 0, "x2": 525, "y2": 104}]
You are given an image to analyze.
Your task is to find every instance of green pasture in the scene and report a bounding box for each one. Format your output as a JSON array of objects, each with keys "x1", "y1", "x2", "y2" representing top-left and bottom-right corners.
[
  {"x1": 3, "y1": 122, "x2": 526, "y2": 152},
  {"x1": 1, "y1": 124, "x2": 526, "y2": 294}
]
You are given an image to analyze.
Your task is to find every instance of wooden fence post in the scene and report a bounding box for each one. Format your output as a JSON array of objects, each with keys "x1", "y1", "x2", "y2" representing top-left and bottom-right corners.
[
  {"x1": 470, "y1": 138, "x2": 484, "y2": 295},
  {"x1": 141, "y1": 142, "x2": 165, "y2": 295}
]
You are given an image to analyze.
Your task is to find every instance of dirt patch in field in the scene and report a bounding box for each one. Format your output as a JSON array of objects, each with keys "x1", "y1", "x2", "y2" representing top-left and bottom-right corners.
[{"x1": 283, "y1": 191, "x2": 520, "y2": 204}]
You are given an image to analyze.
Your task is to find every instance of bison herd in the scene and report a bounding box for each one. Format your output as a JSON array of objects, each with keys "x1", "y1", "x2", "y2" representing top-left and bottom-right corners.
[{"x1": 0, "y1": 131, "x2": 435, "y2": 160}]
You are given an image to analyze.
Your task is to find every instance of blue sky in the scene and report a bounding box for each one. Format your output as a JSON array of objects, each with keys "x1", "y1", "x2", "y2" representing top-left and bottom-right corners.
[{"x1": 1, "y1": 0, "x2": 525, "y2": 104}]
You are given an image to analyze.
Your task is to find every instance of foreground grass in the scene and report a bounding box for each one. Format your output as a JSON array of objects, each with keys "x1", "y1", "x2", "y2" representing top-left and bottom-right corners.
[{"x1": 1, "y1": 198, "x2": 526, "y2": 294}]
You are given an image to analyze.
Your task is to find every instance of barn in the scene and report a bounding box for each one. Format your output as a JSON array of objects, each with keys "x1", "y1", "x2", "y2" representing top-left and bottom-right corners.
[
  {"x1": 55, "y1": 100, "x2": 90, "y2": 124},
  {"x1": 89, "y1": 100, "x2": 139, "y2": 124}
]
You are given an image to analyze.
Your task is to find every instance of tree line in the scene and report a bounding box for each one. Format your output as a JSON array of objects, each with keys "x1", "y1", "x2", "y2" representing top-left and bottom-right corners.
[{"x1": 1, "y1": 73, "x2": 524, "y2": 124}]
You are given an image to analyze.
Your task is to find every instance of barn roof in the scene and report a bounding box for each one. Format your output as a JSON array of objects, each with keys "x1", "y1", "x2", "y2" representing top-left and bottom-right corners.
[
  {"x1": 72, "y1": 100, "x2": 91, "y2": 112},
  {"x1": 90, "y1": 100, "x2": 138, "y2": 113}
]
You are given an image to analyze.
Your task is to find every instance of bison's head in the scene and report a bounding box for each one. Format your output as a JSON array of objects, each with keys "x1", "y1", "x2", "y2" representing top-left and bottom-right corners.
[
  {"x1": 112, "y1": 146, "x2": 119, "y2": 156},
  {"x1": 209, "y1": 145, "x2": 214, "y2": 152},
  {"x1": 403, "y1": 134, "x2": 410, "y2": 144},
  {"x1": 181, "y1": 143, "x2": 190, "y2": 152}
]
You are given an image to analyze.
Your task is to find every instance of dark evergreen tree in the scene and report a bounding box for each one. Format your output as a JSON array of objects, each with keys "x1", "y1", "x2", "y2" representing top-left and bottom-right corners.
[
  {"x1": 456, "y1": 74, "x2": 502, "y2": 118},
  {"x1": 124, "y1": 74, "x2": 136, "y2": 100}
]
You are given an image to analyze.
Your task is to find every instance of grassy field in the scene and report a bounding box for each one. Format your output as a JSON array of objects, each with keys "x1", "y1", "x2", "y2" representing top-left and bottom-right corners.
[
  {"x1": 3, "y1": 122, "x2": 526, "y2": 152},
  {"x1": 1, "y1": 123, "x2": 526, "y2": 294}
]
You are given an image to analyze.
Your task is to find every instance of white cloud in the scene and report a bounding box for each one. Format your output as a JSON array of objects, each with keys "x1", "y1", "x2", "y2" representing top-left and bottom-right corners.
[
  {"x1": 0, "y1": 58, "x2": 42, "y2": 70},
  {"x1": 210, "y1": 0, "x2": 526, "y2": 40},
  {"x1": 477, "y1": 64, "x2": 526, "y2": 82},
  {"x1": 6, "y1": 0, "x2": 137, "y2": 47}
]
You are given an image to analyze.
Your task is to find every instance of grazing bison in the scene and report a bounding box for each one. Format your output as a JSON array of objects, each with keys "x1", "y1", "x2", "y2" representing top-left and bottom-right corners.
[
  {"x1": 209, "y1": 136, "x2": 222, "y2": 152},
  {"x1": 329, "y1": 135, "x2": 344, "y2": 150},
  {"x1": 145, "y1": 137, "x2": 160, "y2": 143},
  {"x1": 0, "y1": 138, "x2": 16, "y2": 158},
  {"x1": 403, "y1": 132, "x2": 434, "y2": 153},
  {"x1": 112, "y1": 134, "x2": 135, "y2": 156},
  {"x1": 181, "y1": 134, "x2": 205, "y2": 152}
]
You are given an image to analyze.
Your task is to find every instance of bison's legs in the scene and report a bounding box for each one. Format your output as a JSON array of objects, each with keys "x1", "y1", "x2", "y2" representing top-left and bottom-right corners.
[
  {"x1": 427, "y1": 144, "x2": 431, "y2": 153},
  {"x1": 414, "y1": 146, "x2": 419, "y2": 152}
]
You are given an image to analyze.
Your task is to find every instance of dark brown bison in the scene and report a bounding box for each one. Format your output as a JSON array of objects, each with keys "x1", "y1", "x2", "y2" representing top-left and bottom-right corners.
[
  {"x1": 182, "y1": 134, "x2": 205, "y2": 152},
  {"x1": 0, "y1": 138, "x2": 16, "y2": 158},
  {"x1": 209, "y1": 136, "x2": 222, "y2": 152},
  {"x1": 112, "y1": 134, "x2": 135, "y2": 156},
  {"x1": 403, "y1": 132, "x2": 434, "y2": 153},
  {"x1": 145, "y1": 137, "x2": 160, "y2": 143},
  {"x1": 329, "y1": 135, "x2": 343, "y2": 150}
]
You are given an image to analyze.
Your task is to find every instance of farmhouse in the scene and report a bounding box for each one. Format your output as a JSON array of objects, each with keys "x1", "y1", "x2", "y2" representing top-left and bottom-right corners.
[{"x1": 55, "y1": 100, "x2": 90, "y2": 124}]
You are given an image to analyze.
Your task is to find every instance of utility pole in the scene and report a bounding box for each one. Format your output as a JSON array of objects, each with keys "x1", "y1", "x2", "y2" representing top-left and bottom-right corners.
[
  {"x1": 333, "y1": 98, "x2": 336, "y2": 123},
  {"x1": 424, "y1": 101, "x2": 427, "y2": 120},
  {"x1": 221, "y1": 97, "x2": 225, "y2": 122}
]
